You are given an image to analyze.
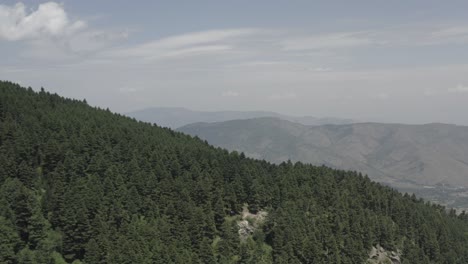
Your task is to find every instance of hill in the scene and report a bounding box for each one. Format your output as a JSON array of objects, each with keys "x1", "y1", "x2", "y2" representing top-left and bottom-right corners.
[
  {"x1": 126, "y1": 107, "x2": 355, "y2": 129},
  {"x1": 179, "y1": 118, "x2": 468, "y2": 209},
  {"x1": 1, "y1": 81, "x2": 468, "y2": 263}
]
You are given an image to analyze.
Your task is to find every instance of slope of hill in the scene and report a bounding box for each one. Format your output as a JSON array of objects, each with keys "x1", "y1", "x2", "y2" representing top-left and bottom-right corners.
[
  {"x1": 126, "y1": 107, "x2": 355, "y2": 129},
  {"x1": 179, "y1": 118, "x2": 468, "y2": 209},
  {"x1": 1, "y1": 81, "x2": 468, "y2": 263}
]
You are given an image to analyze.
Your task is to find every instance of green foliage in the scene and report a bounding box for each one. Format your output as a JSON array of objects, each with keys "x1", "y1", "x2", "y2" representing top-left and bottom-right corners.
[
  {"x1": 1, "y1": 81, "x2": 468, "y2": 263},
  {"x1": 0, "y1": 216, "x2": 21, "y2": 263}
]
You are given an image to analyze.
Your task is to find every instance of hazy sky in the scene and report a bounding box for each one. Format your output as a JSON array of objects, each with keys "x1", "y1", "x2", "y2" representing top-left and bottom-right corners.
[{"x1": 1, "y1": 1, "x2": 468, "y2": 125}]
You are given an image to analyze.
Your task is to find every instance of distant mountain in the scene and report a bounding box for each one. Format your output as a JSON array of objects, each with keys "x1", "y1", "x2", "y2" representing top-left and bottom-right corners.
[
  {"x1": 179, "y1": 117, "x2": 468, "y2": 209},
  {"x1": 126, "y1": 107, "x2": 355, "y2": 128}
]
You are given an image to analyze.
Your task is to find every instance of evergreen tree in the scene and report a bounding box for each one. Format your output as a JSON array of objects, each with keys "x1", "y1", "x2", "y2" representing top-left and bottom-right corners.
[{"x1": 0, "y1": 81, "x2": 468, "y2": 263}]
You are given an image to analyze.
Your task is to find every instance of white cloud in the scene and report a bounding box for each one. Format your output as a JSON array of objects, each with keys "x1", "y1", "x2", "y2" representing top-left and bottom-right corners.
[
  {"x1": 0, "y1": 2, "x2": 85, "y2": 41},
  {"x1": 448, "y1": 84, "x2": 468, "y2": 93},
  {"x1": 162, "y1": 45, "x2": 232, "y2": 58},
  {"x1": 221, "y1": 90, "x2": 240, "y2": 97},
  {"x1": 366, "y1": 24, "x2": 468, "y2": 47},
  {"x1": 281, "y1": 32, "x2": 374, "y2": 51},
  {"x1": 67, "y1": 30, "x2": 129, "y2": 53},
  {"x1": 0, "y1": 2, "x2": 130, "y2": 61},
  {"x1": 268, "y1": 92, "x2": 297, "y2": 101},
  {"x1": 425, "y1": 84, "x2": 468, "y2": 96},
  {"x1": 311, "y1": 67, "x2": 332, "y2": 72},
  {"x1": 279, "y1": 24, "x2": 468, "y2": 51},
  {"x1": 17, "y1": 29, "x2": 128, "y2": 61},
  {"x1": 418, "y1": 26, "x2": 468, "y2": 45},
  {"x1": 235, "y1": 61, "x2": 285, "y2": 67},
  {"x1": 151, "y1": 28, "x2": 257, "y2": 49},
  {"x1": 102, "y1": 28, "x2": 258, "y2": 59},
  {"x1": 431, "y1": 26, "x2": 468, "y2": 38}
]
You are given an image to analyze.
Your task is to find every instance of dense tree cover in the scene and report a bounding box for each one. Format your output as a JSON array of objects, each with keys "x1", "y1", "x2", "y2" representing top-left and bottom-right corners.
[{"x1": 1, "y1": 80, "x2": 468, "y2": 263}]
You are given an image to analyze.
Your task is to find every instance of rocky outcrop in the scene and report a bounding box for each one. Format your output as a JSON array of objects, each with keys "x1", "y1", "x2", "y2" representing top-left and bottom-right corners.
[
  {"x1": 237, "y1": 205, "x2": 267, "y2": 241},
  {"x1": 237, "y1": 220, "x2": 255, "y2": 239},
  {"x1": 367, "y1": 245, "x2": 401, "y2": 264}
]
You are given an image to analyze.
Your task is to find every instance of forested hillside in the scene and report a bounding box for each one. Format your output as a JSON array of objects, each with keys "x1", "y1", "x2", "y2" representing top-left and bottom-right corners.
[
  {"x1": 179, "y1": 117, "x2": 468, "y2": 210},
  {"x1": 1, "y1": 81, "x2": 468, "y2": 263}
]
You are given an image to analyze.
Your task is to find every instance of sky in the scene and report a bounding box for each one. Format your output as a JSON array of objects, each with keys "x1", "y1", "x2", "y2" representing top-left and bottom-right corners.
[{"x1": 1, "y1": 1, "x2": 468, "y2": 125}]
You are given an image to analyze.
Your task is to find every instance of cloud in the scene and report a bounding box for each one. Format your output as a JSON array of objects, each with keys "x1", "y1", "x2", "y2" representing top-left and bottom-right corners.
[
  {"x1": 162, "y1": 45, "x2": 232, "y2": 58},
  {"x1": 17, "y1": 29, "x2": 128, "y2": 61},
  {"x1": 431, "y1": 26, "x2": 468, "y2": 39},
  {"x1": 365, "y1": 24, "x2": 468, "y2": 47},
  {"x1": 66, "y1": 30, "x2": 129, "y2": 53},
  {"x1": 151, "y1": 28, "x2": 257, "y2": 49},
  {"x1": 448, "y1": 84, "x2": 468, "y2": 93},
  {"x1": 0, "y1": 2, "x2": 85, "y2": 41},
  {"x1": 311, "y1": 67, "x2": 332, "y2": 72},
  {"x1": 0, "y1": 2, "x2": 130, "y2": 61},
  {"x1": 168, "y1": 25, "x2": 468, "y2": 59},
  {"x1": 234, "y1": 61, "x2": 286, "y2": 67},
  {"x1": 268, "y1": 92, "x2": 297, "y2": 101},
  {"x1": 221, "y1": 90, "x2": 240, "y2": 97},
  {"x1": 414, "y1": 25, "x2": 468, "y2": 45},
  {"x1": 102, "y1": 28, "x2": 258, "y2": 60},
  {"x1": 281, "y1": 32, "x2": 374, "y2": 51}
]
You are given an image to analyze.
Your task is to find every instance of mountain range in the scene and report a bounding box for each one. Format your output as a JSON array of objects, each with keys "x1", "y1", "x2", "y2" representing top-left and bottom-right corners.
[
  {"x1": 126, "y1": 107, "x2": 356, "y2": 129},
  {"x1": 179, "y1": 117, "x2": 468, "y2": 209}
]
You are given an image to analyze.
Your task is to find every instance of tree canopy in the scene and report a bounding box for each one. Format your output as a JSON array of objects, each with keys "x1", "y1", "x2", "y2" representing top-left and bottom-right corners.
[{"x1": 1, "y1": 80, "x2": 468, "y2": 263}]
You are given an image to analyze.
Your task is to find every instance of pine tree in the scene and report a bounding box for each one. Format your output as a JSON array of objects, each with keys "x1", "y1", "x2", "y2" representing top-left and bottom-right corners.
[{"x1": 0, "y1": 216, "x2": 21, "y2": 263}]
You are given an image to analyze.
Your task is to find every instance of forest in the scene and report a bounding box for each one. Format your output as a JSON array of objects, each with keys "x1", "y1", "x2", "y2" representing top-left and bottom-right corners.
[{"x1": 1, "y1": 80, "x2": 468, "y2": 263}]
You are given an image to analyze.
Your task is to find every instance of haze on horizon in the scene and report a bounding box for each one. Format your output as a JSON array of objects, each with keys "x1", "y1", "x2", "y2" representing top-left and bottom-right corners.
[{"x1": 1, "y1": 1, "x2": 468, "y2": 125}]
